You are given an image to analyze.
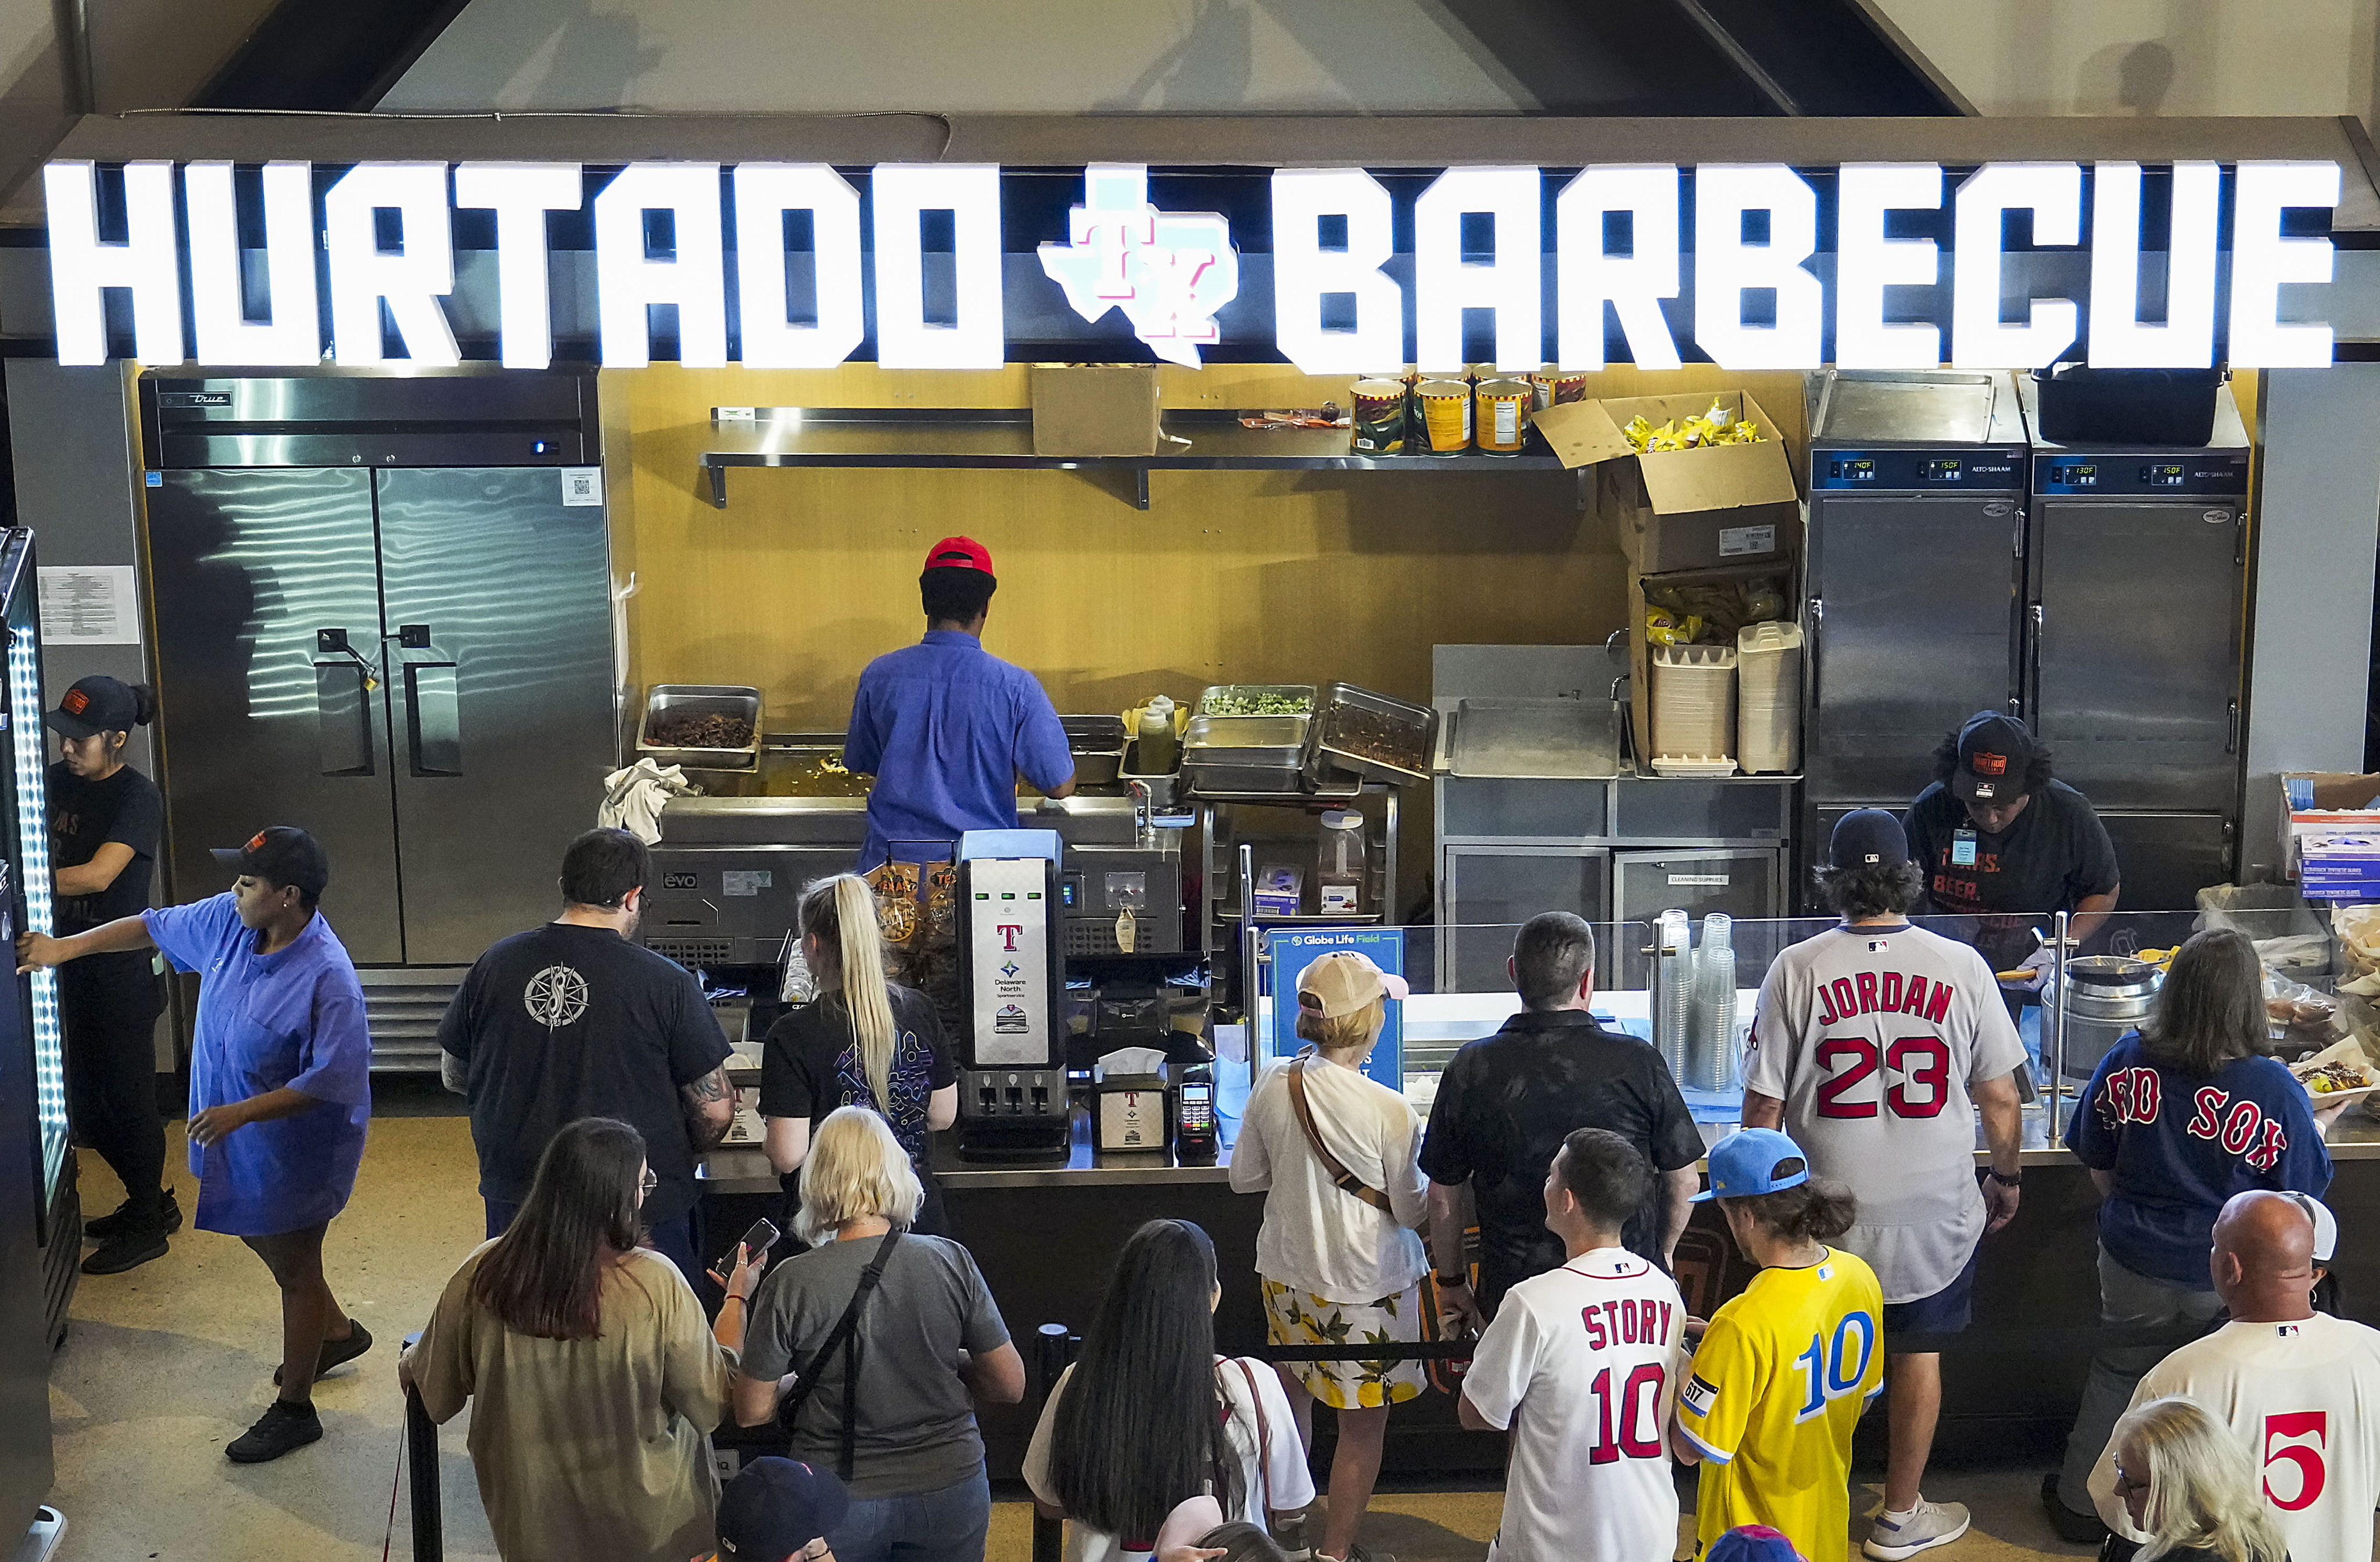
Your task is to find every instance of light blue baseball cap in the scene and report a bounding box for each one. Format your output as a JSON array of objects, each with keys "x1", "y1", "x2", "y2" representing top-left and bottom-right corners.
[{"x1": 1690, "y1": 1127, "x2": 1811, "y2": 1203}]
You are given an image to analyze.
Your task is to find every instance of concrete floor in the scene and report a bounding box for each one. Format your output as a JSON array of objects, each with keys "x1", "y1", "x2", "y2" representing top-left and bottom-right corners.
[{"x1": 44, "y1": 1083, "x2": 2104, "y2": 1562}]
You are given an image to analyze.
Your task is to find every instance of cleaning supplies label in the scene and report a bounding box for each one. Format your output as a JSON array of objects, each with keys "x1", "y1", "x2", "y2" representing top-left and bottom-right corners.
[
  {"x1": 1668, "y1": 874, "x2": 1731, "y2": 886},
  {"x1": 1718, "y1": 524, "x2": 1777, "y2": 557}
]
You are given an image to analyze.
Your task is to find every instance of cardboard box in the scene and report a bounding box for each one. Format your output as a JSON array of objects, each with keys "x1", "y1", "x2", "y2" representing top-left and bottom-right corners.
[
  {"x1": 2280, "y1": 771, "x2": 2380, "y2": 885},
  {"x1": 1031, "y1": 365, "x2": 1162, "y2": 457},
  {"x1": 1627, "y1": 560, "x2": 1800, "y2": 766},
  {"x1": 1533, "y1": 391, "x2": 1801, "y2": 573}
]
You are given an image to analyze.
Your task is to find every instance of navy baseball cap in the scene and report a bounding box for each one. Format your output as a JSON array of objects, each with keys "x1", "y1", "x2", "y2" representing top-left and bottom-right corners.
[
  {"x1": 1829, "y1": 809, "x2": 1909, "y2": 871},
  {"x1": 718, "y1": 1457, "x2": 849, "y2": 1558},
  {"x1": 1951, "y1": 711, "x2": 2037, "y2": 802},
  {"x1": 212, "y1": 825, "x2": 329, "y2": 899},
  {"x1": 46, "y1": 676, "x2": 142, "y2": 740},
  {"x1": 1707, "y1": 1527, "x2": 1807, "y2": 1562},
  {"x1": 1691, "y1": 1127, "x2": 1811, "y2": 1203}
]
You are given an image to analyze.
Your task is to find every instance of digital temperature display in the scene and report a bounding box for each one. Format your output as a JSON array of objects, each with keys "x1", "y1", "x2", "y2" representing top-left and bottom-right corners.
[
  {"x1": 1830, "y1": 459, "x2": 1876, "y2": 481},
  {"x1": 2142, "y1": 464, "x2": 2186, "y2": 486},
  {"x1": 1924, "y1": 459, "x2": 1963, "y2": 480},
  {"x1": 2051, "y1": 464, "x2": 2098, "y2": 486}
]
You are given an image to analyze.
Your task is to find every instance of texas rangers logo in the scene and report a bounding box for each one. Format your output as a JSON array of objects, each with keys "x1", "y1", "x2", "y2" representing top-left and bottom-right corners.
[{"x1": 1037, "y1": 164, "x2": 1239, "y2": 367}]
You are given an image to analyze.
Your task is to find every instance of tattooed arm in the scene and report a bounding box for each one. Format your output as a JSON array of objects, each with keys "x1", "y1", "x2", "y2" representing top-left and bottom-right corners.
[{"x1": 681, "y1": 1064, "x2": 737, "y2": 1150}]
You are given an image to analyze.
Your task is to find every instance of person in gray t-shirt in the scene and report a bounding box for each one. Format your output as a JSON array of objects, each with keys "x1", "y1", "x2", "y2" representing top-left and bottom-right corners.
[{"x1": 733, "y1": 1107, "x2": 1025, "y2": 1562}]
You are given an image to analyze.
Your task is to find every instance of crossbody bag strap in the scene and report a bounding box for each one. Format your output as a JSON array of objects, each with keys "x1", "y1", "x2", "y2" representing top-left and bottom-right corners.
[
  {"x1": 776, "y1": 1226, "x2": 905, "y2": 1478},
  {"x1": 1285, "y1": 1055, "x2": 1395, "y2": 1215},
  {"x1": 1231, "y1": 1357, "x2": 1272, "y2": 1520}
]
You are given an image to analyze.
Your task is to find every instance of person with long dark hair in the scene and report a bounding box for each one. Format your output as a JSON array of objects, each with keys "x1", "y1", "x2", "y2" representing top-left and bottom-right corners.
[
  {"x1": 1026, "y1": 1219, "x2": 1315, "y2": 1562},
  {"x1": 733, "y1": 1106, "x2": 1025, "y2": 1562},
  {"x1": 762, "y1": 874, "x2": 958, "y2": 1233},
  {"x1": 2046, "y1": 929, "x2": 2336, "y2": 1542},
  {"x1": 1671, "y1": 1129, "x2": 1883, "y2": 1562},
  {"x1": 403, "y1": 1116, "x2": 759, "y2": 1562},
  {"x1": 41, "y1": 676, "x2": 172, "y2": 1274}
]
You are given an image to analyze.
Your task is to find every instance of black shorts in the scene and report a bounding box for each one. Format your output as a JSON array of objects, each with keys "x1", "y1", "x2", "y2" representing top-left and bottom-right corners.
[{"x1": 1881, "y1": 1242, "x2": 1981, "y2": 1340}]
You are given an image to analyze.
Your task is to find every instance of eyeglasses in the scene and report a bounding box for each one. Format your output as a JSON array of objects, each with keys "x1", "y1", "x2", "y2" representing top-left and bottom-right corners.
[
  {"x1": 2113, "y1": 1462, "x2": 2150, "y2": 1497},
  {"x1": 639, "y1": 1169, "x2": 658, "y2": 1196}
]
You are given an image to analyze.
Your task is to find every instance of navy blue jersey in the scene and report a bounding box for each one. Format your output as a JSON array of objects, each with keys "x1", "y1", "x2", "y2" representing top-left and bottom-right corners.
[{"x1": 2067, "y1": 1032, "x2": 2332, "y2": 1285}]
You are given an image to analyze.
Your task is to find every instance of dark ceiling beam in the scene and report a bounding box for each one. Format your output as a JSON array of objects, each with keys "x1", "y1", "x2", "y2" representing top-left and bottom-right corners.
[{"x1": 193, "y1": 0, "x2": 472, "y2": 112}]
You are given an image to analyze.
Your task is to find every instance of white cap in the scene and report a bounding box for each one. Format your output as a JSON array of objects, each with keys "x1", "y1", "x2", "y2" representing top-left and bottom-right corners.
[{"x1": 2285, "y1": 1191, "x2": 2339, "y2": 1263}]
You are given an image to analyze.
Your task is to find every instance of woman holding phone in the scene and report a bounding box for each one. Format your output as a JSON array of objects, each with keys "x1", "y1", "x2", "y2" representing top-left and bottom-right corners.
[{"x1": 403, "y1": 1116, "x2": 762, "y2": 1562}]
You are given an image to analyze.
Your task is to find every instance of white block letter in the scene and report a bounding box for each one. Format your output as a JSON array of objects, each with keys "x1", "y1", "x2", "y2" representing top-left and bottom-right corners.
[
  {"x1": 1834, "y1": 163, "x2": 1942, "y2": 369},
  {"x1": 2230, "y1": 160, "x2": 2340, "y2": 369},
  {"x1": 593, "y1": 163, "x2": 727, "y2": 369},
  {"x1": 43, "y1": 160, "x2": 182, "y2": 367},
  {"x1": 1951, "y1": 162, "x2": 2080, "y2": 369},
  {"x1": 1270, "y1": 168, "x2": 1402, "y2": 375},
  {"x1": 1693, "y1": 164, "x2": 1823, "y2": 371},
  {"x1": 734, "y1": 164, "x2": 863, "y2": 369},
  {"x1": 2088, "y1": 161, "x2": 2218, "y2": 369},
  {"x1": 1414, "y1": 166, "x2": 1542, "y2": 372},
  {"x1": 456, "y1": 162, "x2": 582, "y2": 371},
  {"x1": 1554, "y1": 165, "x2": 1681, "y2": 371},
  {"x1": 186, "y1": 161, "x2": 319, "y2": 367},
  {"x1": 871, "y1": 164, "x2": 1005, "y2": 370},
  {"x1": 324, "y1": 163, "x2": 460, "y2": 367}
]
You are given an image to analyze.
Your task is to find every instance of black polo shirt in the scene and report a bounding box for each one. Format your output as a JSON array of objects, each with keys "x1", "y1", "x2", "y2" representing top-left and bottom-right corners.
[{"x1": 1418, "y1": 1008, "x2": 1704, "y2": 1317}]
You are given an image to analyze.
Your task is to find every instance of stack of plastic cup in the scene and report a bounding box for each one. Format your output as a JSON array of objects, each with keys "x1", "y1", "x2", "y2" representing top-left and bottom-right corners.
[
  {"x1": 1656, "y1": 909, "x2": 1693, "y2": 1080},
  {"x1": 1687, "y1": 913, "x2": 1737, "y2": 1093}
]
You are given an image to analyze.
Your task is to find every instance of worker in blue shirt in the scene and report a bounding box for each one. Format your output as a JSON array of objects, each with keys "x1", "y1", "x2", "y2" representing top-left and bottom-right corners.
[
  {"x1": 844, "y1": 536, "x2": 1076, "y2": 870},
  {"x1": 21, "y1": 825, "x2": 372, "y2": 1466}
]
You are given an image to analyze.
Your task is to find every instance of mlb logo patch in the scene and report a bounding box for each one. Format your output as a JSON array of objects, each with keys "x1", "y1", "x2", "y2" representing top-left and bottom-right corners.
[{"x1": 1680, "y1": 1374, "x2": 1719, "y2": 1417}]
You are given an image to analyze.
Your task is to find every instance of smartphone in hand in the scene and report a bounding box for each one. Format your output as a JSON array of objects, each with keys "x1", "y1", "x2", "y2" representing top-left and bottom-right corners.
[{"x1": 722, "y1": 1216, "x2": 780, "y2": 1273}]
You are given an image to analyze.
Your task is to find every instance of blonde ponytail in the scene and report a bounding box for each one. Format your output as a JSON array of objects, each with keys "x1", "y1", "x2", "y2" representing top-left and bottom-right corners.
[{"x1": 800, "y1": 874, "x2": 900, "y2": 1117}]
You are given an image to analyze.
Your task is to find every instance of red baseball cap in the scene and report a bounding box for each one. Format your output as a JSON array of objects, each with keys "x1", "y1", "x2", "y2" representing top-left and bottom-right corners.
[{"x1": 923, "y1": 536, "x2": 993, "y2": 575}]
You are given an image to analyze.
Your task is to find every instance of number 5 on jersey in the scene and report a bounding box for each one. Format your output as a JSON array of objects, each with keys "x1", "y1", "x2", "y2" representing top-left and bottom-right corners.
[{"x1": 2266, "y1": 1412, "x2": 2328, "y2": 1510}]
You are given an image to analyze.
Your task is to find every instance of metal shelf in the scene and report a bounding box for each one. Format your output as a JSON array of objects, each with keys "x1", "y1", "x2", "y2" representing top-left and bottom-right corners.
[{"x1": 698, "y1": 407, "x2": 1567, "y2": 509}]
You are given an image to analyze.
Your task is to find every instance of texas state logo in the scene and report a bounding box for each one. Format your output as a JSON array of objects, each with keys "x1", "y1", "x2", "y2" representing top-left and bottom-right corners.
[{"x1": 1037, "y1": 164, "x2": 1240, "y2": 367}]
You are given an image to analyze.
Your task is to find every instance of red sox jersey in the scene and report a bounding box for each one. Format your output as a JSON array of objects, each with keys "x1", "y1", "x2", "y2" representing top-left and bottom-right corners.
[
  {"x1": 1743, "y1": 923, "x2": 2027, "y2": 1304},
  {"x1": 2087, "y1": 1315, "x2": 2380, "y2": 1562}
]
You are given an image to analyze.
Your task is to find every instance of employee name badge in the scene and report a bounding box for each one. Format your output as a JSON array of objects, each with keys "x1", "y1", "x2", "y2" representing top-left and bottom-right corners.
[{"x1": 1951, "y1": 828, "x2": 1979, "y2": 867}]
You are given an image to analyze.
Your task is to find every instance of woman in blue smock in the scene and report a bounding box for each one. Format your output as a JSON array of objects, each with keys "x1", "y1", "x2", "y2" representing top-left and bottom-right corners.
[{"x1": 20, "y1": 825, "x2": 372, "y2": 1465}]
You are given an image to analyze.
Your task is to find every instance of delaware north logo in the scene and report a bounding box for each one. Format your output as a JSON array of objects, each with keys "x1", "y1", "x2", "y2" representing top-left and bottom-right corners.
[{"x1": 1038, "y1": 164, "x2": 1239, "y2": 367}]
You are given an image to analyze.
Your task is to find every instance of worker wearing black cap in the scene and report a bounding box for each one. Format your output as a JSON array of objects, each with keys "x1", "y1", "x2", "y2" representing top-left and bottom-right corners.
[
  {"x1": 20, "y1": 824, "x2": 374, "y2": 1464},
  {"x1": 41, "y1": 676, "x2": 171, "y2": 1274},
  {"x1": 1902, "y1": 712, "x2": 2122, "y2": 979}
]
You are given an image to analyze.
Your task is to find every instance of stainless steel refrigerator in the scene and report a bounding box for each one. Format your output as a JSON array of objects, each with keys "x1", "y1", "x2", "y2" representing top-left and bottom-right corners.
[
  {"x1": 139, "y1": 373, "x2": 615, "y2": 1066},
  {"x1": 0, "y1": 527, "x2": 69, "y2": 1541}
]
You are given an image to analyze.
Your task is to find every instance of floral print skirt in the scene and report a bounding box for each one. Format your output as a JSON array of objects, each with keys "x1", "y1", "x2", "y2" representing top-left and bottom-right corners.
[{"x1": 1259, "y1": 1274, "x2": 1428, "y2": 1410}]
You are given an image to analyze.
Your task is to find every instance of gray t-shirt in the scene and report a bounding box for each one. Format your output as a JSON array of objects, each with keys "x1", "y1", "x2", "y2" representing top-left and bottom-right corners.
[{"x1": 743, "y1": 1232, "x2": 1009, "y2": 1498}]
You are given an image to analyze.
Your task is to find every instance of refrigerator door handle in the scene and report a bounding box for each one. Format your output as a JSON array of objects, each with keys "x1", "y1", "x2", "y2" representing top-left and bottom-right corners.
[
  {"x1": 312, "y1": 659, "x2": 376, "y2": 776},
  {"x1": 2028, "y1": 602, "x2": 2045, "y2": 713},
  {"x1": 403, "y1": 659, "x2": 464, "y2": 777},
  {"x1": 2227, "y1": 698, "x2": 2241, "y2": 755},
  {"x1": 1806, "y1": 597, "x2": 1823, "y2": 709}
]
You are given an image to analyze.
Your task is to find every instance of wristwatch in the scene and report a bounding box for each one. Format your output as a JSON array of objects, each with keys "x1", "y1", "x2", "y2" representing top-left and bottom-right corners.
[{"x1": 1985, "y1": 1168, "x2": 2022, "y2": 1187}]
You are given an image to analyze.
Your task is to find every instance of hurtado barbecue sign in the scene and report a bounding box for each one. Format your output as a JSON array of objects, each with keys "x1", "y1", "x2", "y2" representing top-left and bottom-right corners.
[{"x1": 41, "y1": 158, "x2": 2344, "y2": 372}]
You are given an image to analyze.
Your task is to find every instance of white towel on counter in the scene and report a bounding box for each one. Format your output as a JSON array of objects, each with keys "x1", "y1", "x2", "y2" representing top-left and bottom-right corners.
[{"x1": 599, "y1": 760, "x2": 700, "y2": 843}]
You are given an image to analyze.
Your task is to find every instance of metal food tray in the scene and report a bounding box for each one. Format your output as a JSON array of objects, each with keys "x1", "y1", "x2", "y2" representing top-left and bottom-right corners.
[
  {"x1": 1304, "y1": 681, "x2": 1436, "y2": 787},
  {"x1": 639, "y1": 684, "x2": 763, "y2": 770},
  {"x1": 1184, "y1": 713, "x2": 1307, "y2": 766},
  {"x1": 1192, "y1": 684, "x2": 1317, "y2": 741},
  {"x1": 1062, "y1": 714, "x2": 1128, "y2": 787},
  {"x1": 1451, "y1": 697, "x2": 1621, "y2": 779},
  {"x1": 1184, "y1": 761, "x2": 1309, "y2": 797}
]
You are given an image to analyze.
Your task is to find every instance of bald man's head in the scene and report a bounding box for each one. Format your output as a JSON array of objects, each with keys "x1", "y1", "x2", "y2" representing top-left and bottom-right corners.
[{"x1": 2210, "y1": 1189, "x2": 2320, "y2": 1321}]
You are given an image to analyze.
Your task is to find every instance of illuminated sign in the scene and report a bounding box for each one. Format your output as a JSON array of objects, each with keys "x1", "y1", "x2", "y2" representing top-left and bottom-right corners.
[{"x1": 40, "y1": 159, "x2": 2344, "y2": 372}]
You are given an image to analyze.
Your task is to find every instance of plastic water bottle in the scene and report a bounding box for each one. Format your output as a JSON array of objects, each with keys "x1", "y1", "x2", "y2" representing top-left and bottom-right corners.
[
  {"x1": 1656, "y1": 910, "x2": 1692, "y2": 1080},
  {"x1": 1688, "y1": 913, "x2": 1737, "y2": 1093}
]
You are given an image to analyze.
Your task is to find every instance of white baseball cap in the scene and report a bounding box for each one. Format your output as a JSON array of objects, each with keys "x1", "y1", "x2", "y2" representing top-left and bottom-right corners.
[
  {"x1": 2284, "y1": 1191, "x2": 2339, "y2": 1263},
  {"x1": 1296, "y1": 951, "x2": 1410, "y2": 1018}
]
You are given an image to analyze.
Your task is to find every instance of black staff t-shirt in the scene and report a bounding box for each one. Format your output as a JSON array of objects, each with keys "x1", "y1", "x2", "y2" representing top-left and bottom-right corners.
[
  {"x1": 1417, "y1": 1008, "x2": 1705, "y2": 1318},
  {"x1": 437, "y1": 922, "x2": 730, "y2": 1223},
  {"x1": 1904, "y1": 779, "x2": 2121, "y2": 924},
  {"x1": 46, "y1": 760, "x2": 162, "y2": 935},
  {"x1": 761, "y1": 983, "x2": 956, "y2": 1161}
]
